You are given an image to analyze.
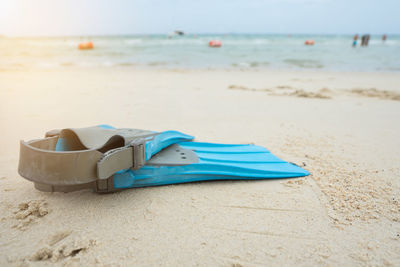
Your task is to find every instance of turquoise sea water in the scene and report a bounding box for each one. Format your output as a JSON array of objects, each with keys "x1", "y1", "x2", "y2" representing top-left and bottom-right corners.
[{"x1": 1, "y1": 34, "x2": 400, "y2": 71}]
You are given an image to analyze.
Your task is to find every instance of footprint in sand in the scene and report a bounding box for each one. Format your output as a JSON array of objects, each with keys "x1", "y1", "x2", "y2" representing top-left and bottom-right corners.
[
  {"x1": 276, "y1": 85, "x2": 293, "y2": 89},
  {"x1": 228, "y1": 84, "x2": 272, "y2": 92},
  {"x1": 350, "y1": 88, "x2": 400, "y2": 101},
  {"x1": 13, "y1": 199, "x2": 50, "y2": 230},
  {"x1": 228, "y1": 84, "x2": 332, "y2": 99},
  {"x1": 288, "y1": 89, "x2": 331, "y2": 99},
  {"x1": 29, "y1": 231, "x2": 96, "y2": 262}
]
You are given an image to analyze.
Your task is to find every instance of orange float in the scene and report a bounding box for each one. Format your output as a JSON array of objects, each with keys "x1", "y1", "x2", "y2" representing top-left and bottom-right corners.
[
  {"x1": 209, "y1": 40, "x2": 222, "y2": 47},
  {"x1": 78, "y1": 42, "x2": 94, "y2": 50},
  {"x1": 304, "y1": 40, "x2": 315, "y2": 45}
]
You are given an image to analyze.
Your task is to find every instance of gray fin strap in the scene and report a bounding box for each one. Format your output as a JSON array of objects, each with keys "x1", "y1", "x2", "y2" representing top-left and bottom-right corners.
[
  {"x1": 18, "y1": 136, "x2": 147, "y2": 193},
  {"x1": 96, "y1": 138, "x2": 145, "y2": 179},
  {"x1": 18, "y1": 137, "x2": 103, "y2": 186}
]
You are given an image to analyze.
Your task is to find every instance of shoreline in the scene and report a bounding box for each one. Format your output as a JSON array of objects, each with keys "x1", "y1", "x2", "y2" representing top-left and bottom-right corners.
[{"x1": 2, "y1": 67, "x2": 400, "y2": 94}]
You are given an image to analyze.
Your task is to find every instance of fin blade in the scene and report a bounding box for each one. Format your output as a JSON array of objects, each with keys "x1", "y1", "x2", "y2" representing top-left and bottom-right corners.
[{"x1": 179, "y1": 142, "x2": 269, "y2": 153}]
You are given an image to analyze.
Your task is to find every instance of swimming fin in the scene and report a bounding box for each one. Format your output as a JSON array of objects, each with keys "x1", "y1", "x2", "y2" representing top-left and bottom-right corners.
[{"x1": 18, "y1": 125, "x2": 309, "y2": 193}]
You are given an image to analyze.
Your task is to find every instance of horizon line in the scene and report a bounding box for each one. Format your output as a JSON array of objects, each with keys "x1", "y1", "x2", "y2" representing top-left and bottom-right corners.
[{"x1": 1, "y1": 32, "x2": 397, "y2": 38}]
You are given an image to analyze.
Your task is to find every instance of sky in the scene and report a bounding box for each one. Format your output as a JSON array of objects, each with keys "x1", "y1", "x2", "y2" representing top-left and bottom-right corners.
[{"x1": 0, "y1": 0, "x2": 399, "y2": 36}]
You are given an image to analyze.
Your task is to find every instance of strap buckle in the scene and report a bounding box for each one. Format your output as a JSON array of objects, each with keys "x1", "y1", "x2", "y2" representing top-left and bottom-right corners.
[
  {"x1": 95, "y1": 138, "x2": 146, "y2": 193},
  {"x1": 130, "y1": 138, "x2": 146, "y2": 170}
]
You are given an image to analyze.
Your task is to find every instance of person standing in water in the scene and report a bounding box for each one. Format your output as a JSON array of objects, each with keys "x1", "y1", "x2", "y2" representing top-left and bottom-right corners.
[
  {"x1": 382, "y1": 34, "x2": 387, "y2": 42},
  {"x1": 352, "y1": 34, "x2": 359, "y2": 47},
  {"x1": 361, "y1": 35, "x2": 366, "y2": 46},
  {"x1": 361, "y1": 34, "x2": 370, "y2": 46}
]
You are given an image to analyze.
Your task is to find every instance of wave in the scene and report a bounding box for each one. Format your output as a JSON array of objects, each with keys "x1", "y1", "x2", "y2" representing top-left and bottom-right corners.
[
  {"x1": 232, "y1": 61, "x2": 270, "y2": 68},
  {"x1": 147, "y1": 61, "x2": 168, "y2": 66},
  {"x1": 117, "y1": 62, "x2": 136, "y2": 66},
  {"x1": 284, "y1": 59, "x2": 324, "y2": 69}
]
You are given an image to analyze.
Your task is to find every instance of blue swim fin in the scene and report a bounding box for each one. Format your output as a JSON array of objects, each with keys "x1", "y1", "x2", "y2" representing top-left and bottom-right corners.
[
  {"x1": 113, "y1": 141, "x2": 309, "y2": 189},
  {"x1": 19, "y1": 125, "x2": 309, "y2": 193}
]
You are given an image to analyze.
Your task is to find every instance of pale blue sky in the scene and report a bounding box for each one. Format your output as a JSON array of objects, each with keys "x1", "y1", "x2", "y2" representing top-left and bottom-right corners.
[{"x1": 0, "y1": 0, "x2": 399, "y2": 36}]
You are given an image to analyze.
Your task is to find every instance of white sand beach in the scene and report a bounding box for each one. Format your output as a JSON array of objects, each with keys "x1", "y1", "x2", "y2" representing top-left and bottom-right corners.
[{"x1": 0, "y1": 68, "x2": 399, "y2": 266}]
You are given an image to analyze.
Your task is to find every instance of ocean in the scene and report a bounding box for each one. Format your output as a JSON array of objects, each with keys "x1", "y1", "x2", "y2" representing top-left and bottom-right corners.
[{"x1": 1, "y1": 34, "x2": 400, "y2": 72}]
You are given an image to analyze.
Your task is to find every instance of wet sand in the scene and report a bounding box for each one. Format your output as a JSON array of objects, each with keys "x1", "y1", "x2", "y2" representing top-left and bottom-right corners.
[{"x1": 0, "y1": 68, "x2": 399, "y2": 266}]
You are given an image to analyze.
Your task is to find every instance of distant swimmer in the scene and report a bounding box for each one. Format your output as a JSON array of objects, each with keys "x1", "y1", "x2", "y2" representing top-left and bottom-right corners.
[
  {"x1": 352, "y1": 34, "x2": 358, "y2": 47},
  {"x1": 382, "y1": 34, "x2": 387, "y2": 42},
  {"x1": 361, "y1": 34, "x2": 370, "y2": 46}
]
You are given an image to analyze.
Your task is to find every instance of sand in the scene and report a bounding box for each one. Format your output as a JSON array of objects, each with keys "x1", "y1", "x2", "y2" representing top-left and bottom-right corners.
[{"x1": 0, "y1": 68, "x2": 399, "y2": 266}]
